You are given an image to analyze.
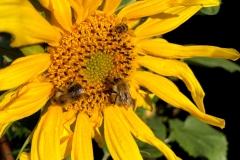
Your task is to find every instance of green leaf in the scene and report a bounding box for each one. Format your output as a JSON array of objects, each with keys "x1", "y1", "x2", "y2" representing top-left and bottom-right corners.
[
  {"x1": 137, "y1": 117, "x2": 166, "y2": 158},
  {"x1": 199, "y1": 5, "x2": 220, "y2": 15},
  {"x1": 20, "y1": 44, "x2": 45, "y2": 56},
  {"x1": 196, "y1": 1, "x2": 222, "y2": 15},
  {"x1": 169, "y1": 116, "x2": 227, "y2": 160},
  {"x1": 102, "y1": 139, "x2": 110, "y2": 160},
  {"x1": 115, "y1": 0, "x2": 136, "y2": 13},
  {"x1": 183, "y1": 57, "x2": 240, "y2": 73}
]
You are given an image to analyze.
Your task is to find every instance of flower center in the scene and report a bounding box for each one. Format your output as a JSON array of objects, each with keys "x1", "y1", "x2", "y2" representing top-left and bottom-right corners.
[
  {"x1": 84, "y1": 52, "x2": 114, "y2": 84},
  {"x1": 47, "y1": 11, "x2": 136, "y2": 116}
]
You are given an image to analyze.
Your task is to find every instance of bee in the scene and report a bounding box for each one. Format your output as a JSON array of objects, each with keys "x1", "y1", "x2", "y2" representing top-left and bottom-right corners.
[
  {"x1": 108, "y1": 77, "x2": 134, "y2": 110},
  {"x1": 115, "y1": 17, "x2": 136, "y2": 37},
  {"x1": 52, "y1": 83, "x2": 85, "y2": 106}
]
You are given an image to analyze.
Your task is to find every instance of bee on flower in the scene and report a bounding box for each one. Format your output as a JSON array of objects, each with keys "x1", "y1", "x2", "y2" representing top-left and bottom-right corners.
[{"x1": 0, "y1": 0, "x2": 239, "y2": 160}]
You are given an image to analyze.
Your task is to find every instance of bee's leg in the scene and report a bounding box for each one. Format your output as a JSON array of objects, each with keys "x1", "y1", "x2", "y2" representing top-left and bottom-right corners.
[
  {"x1": 110, "y1": 92, "x2": 118, "y2": 104},
  {"x1": 115, "y1": 95, "x2": 123, "y2": 107},
  {"x1": 130, "y1": 98, "x2": 136, "y2": 111}
]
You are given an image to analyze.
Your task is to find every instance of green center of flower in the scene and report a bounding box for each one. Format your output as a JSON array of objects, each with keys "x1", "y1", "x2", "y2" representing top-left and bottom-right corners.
[
  {"x1": 47, "y1": 11, "x2": 137, "y2": 115},
  {"x1": 83, "y1": 52, "x2": 114, "y2": 84}
]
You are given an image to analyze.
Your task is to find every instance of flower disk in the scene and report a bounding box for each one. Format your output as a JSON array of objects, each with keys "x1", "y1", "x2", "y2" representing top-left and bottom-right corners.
[{"x1": 47, "y1": 11, "x2": 137, "y2": 115}]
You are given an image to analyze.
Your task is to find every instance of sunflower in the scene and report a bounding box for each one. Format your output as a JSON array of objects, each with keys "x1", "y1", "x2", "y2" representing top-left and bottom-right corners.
[{"x1": 0, "y1": 0, "x2": 239, "y2": 159}]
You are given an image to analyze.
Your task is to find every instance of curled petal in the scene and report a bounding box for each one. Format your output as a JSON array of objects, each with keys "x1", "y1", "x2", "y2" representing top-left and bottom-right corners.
[
  {"x1": 135, "y1": 6, "x2": 201, "y2": 39},
  {"x1": 118, "y1": 0, "x2": 172, "y2": 19},
  {"x1": 39, "y1": 0, "x2": 72, "y2": 31},
  {"x1": 81, "y1": 0, "x2": 103, "y2": 20},
  {"x1": 103, "y1": 0, "x2": 121, "y2": 15},
  {"x1": 138, "y1": 55, "x2": 205, "y2": 113},
  {"x1": 68, "y1": 0, "x2": 83, "y2": 24},
  {"x1": 72, "y1": 113, "x2": 93, "y2": 160},
  {"x1": 137, "y1": 39, "x2": 240, "y2": 60},
  {"x1": 0, "y1": 82, "x2": 53, "y2": 124},
  {"x1": 0, "y1": 0, "x2": 60, "y2": 47},
  {"x1": 133, "y1": 71, "x2": 225, "y2": 129},
  {"x1": 130, "y1": 86, "x2": 153, "y2": 110},
  {"x1": 104, "y1": 107, "x2": 143, "y2": 160},
  {"x1": 118, "y1": 107, "x2": 180, "y2": 160},
  {"x1": 118, "y1": 0, "x2": 219, "y2": 20},
  {"x1": 31, "y1": 106, "x2": 63, "y2": 160},
  {"x1": 60, "y1": 110, "x2": 76, "y2": 159},
  {"x1": 0, "y1": 54, "x2": 51, "y2": 90}
]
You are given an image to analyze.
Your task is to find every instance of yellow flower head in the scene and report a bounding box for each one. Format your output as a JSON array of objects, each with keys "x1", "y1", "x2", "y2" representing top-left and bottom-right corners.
[{"x1": 0, "y1": 0, "x2": 239, "y2": 160}]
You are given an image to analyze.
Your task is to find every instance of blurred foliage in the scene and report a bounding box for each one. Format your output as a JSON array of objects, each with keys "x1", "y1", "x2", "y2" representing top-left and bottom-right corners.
[
  {"x1": 5, "y1": 122, "x2": 30, "y2": 142},
  {"x1": 169, "y1": 116, "x2": 227, "y2": 160}
]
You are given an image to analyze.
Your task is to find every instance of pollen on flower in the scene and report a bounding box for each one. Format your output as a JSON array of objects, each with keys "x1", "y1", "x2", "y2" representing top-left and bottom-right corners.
[{"x1": 47, "y1": 11, "x2": 137, "y2": 115}]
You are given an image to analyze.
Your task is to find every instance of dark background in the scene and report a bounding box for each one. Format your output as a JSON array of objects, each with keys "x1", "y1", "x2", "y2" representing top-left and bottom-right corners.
[{"x1": 163, "y1": 1, "x2": 240, "y2": 159}]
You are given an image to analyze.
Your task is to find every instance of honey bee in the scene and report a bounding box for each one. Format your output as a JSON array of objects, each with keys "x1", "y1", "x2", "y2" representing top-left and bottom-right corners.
[
  {"x1": 115, "y1": 17, "x2": 136, "y2": 37},
  {"x1": 52, "y1": 83, "x2": 85, "y2": 106},
  {"x1": 108, "y1": 77, "x2": 134, "y2": 109}
]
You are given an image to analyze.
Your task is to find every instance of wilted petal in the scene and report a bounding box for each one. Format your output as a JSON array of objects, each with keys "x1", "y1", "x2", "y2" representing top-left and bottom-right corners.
[
  {"x1": 104, "y1": 107, "x2": 143, "y2": 160},
  {"x1": 118, "y1": 107, "x2": 180, "y2": 160},
  {"x1": 138, "y1": 55, "x2": 205, "y2": 113},
  {"x1": 134, "y1": 71, "x2": 225, "y2": 129}
]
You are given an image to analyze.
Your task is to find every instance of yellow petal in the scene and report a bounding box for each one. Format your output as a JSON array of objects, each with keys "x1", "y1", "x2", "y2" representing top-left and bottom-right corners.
[
  {"x1": 135, "y1": 6, "x2": 201, "y2": 39},
  {"x1": 68, "y1": 0, "x2": 84, "y2": 24},
  {"x1": 0, "y1": 54, "x2": 51, "y2": 90},
  {"x1": 0, "y1": 0, "x2": 60, "y2": 47},
  {"x1": 93, "y1": 127, "x2": 103, "y2": 148},
  {"x1": 118, "y1": 107, "x2": 181, "y2": 160},
  {"x1": 81, "y1": 0, "x2": 103, "y2": 20},
  {"x1": 118, "y1": 0, "x2": 172, "y2": 19},
  {"x1": 130, "y1": 86, "x2": 153, "y2": 110},
  {"x1": 104, "y1": 107, "x2": 143, "y2": 160},
  {"x1": 31, "y1": 106, "x2": 63, "y2": 160},
  {"x1": 72, "y1": 113, "x2": 93, "y2": 160},
  {"x1": 103, "y1": 0, "x2": 121, "y2": 15},
  {"x1": 137, "y1": 39, "x2": 240, "y2": 60},
  {"x1": 138, "y1": 55, "x2": 205, "y2": 113},
  {"x1": 134, "y1": 71, "x2": 225, "y2": 129},
  {"x1": 39, "y1": 0, "x2": 72, "y2": 31},
  {"x1": 0, "y1": 123, "x2": 10, "y2": 137},
  {"x1": 19, "y1": 152, "x2": 31, "y2": 160},
  {"x1": 0, "y1": 82, "x2": 53, "y2": 124},
  {"x1": 60, "y1": 110, "x2": 76, "y2": 159},
  {"x1": 89, "y1": 111, "x2": 103, "y2": 147},
  {"x1": 171, "y1": 0, "x2": 220, "y2": 7},
  {"x1": 118, "y1": 0, "x2": 219, "y2": 19}
]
